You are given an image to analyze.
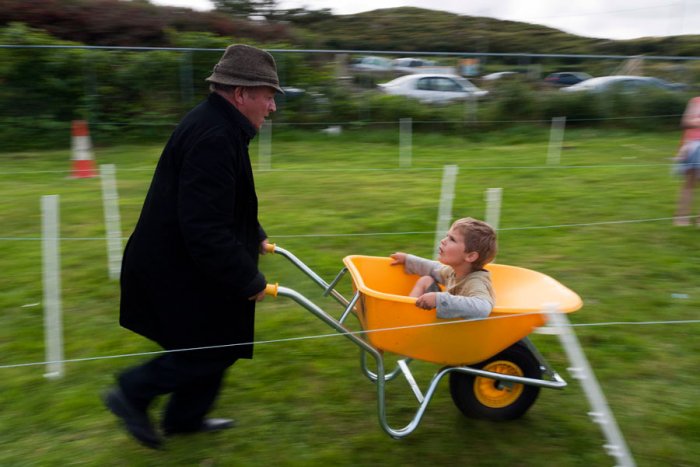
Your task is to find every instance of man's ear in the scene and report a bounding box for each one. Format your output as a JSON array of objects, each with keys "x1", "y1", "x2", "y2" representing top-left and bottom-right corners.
[
  {"x1": 231, "y1": 87, "x2": 246, "y2": 106},
  {"x1": 465, "y1": 251, "x2": 479, "y2": 263}
]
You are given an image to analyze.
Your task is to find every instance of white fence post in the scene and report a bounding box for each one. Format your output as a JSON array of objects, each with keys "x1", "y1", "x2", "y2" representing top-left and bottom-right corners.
[
  {"x1": 485, "y1": 187, "x2": 502, "y2": 232},
  {"x1": 547, "y1": 116, "x2": 566, "y2": 165},
  {"x1": 433, "y1": 165, "x2": 459, "y2": 259},
  {"x1": 100, "y1": 164, "x2": 123, "y2": 280},
  {"x1": 464, "y1": 93, "x2": 478, "y2": 123},
  {"x1": 399, "y1": 117, "x2": 412, "y2": 168},
  {"x1": 548, "y1": 308, "x2": 636, "y2": 467},
  {"x1": 41, "y1": 195, "x2": 64, "y2": 379},
  {"x1": 258, "y1": 120, "x2": 272, "y2": 170}
]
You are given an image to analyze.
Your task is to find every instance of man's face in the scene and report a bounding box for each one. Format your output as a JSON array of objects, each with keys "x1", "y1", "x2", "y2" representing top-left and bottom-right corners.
[{"x1": 237, "y1": 86, "x2": 277, "y2": 130}]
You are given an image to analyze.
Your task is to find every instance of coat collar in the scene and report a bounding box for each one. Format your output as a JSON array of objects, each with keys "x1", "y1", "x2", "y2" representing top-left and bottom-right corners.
[{"x1": 208, "y1": 92, "x2": 257, "y2": 141}]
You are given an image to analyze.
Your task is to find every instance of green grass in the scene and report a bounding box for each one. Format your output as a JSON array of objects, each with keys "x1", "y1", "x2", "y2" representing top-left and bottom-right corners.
[{"x1": 1, "y1": 127, "x2": 698, "y2": 466}]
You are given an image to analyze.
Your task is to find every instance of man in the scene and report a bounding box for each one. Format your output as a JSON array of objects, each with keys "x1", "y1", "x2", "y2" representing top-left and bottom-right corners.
[{"x1": 103, "y1": 44, "x2": 282, "y2": 449}]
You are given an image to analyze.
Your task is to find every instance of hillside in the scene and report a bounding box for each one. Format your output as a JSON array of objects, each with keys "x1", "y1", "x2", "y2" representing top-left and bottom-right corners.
[
  {"x1": 295, "y1": 7, "x2": 700, "y2": 57},
  {"x1": 0, "y1": 0, "x2": 296, "y2": 46},
  {"x1": 0, "y1": 0, "x2": 698, "y2": 57},
  {"x1": 296, "y1": 7, "x2": 604, "y2": 54}
]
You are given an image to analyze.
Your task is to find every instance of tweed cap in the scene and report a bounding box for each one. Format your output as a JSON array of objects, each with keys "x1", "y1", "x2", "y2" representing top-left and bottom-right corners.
[{"x1": 206, "y1": 44, "x2": 283, "y2": 93}]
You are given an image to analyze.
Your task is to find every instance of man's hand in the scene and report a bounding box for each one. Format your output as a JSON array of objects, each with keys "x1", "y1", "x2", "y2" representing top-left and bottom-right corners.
[
  {"x1": 248, "y1": 289, "x2": 266, "y2": 302},
  {"x1": 260, "y1": 238, "x2": 270, "y2": 254}
]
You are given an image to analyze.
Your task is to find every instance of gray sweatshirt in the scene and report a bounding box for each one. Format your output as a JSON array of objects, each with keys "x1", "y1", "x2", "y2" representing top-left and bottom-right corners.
[{"x1": 404, "y1": 254, "x2": 495, "y2": 319}]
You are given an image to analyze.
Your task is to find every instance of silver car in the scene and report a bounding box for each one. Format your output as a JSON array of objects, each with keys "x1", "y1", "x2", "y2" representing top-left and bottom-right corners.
[
  {"x1": 350, "y1": 56, "x2": 393, "y2": 72},
  {"x1": 378, "y1": 73, "x2": 488, "y2": 104},
  {"x1": 561, "y1": 75, "x2": 686, "y2": 93}
]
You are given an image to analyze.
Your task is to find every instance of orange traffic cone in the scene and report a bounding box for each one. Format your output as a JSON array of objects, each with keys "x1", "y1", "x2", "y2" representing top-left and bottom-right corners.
[{"x1": 70, "y1": 120, "x2": 96, "y2": 178}]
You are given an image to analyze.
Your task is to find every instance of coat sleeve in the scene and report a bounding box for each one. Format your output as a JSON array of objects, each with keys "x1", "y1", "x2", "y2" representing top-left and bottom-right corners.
[{"x1": 177, "y1": 134, "x2": 265, "y2": 299}]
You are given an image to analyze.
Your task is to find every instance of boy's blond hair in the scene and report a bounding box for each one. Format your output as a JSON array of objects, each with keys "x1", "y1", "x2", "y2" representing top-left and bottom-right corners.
[{"x1": 451, "y1": 217, "x2": 497, "y2": 270}]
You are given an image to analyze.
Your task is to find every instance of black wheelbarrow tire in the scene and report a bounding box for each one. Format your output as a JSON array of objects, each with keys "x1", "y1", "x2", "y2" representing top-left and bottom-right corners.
[{"x1": 449, "y1": 342, "x2": 542, "y2": 421}]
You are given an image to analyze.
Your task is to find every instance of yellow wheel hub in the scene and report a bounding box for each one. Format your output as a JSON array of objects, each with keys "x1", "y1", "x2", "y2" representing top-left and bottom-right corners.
[{"x1": 473, "y1": 360, "x2": 524, "y2": 408}]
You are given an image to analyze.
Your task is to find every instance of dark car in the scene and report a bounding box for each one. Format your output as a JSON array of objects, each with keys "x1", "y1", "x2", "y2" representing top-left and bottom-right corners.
[
  {"x1": 544, "y1": 72, "x2": 592, "y2": 86},
  {"x1": 392, "y1": 57, "x2": 436, "y2": 73}
]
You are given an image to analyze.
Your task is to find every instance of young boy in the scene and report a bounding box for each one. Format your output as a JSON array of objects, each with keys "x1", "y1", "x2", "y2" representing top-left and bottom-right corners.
[{"x1": 390, "y1": 217, "x2": 497, "y2": 319}]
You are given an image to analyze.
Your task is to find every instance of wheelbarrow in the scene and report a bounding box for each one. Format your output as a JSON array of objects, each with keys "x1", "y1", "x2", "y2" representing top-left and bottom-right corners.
[{"x1": 263, "y1": 244, "x2": 582, "y2": 438}]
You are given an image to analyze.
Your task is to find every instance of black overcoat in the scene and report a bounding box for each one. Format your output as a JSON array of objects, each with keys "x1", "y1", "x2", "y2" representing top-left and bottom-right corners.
[{"x1": 119, "y1": 92, "x2": 266, "y2": 358}]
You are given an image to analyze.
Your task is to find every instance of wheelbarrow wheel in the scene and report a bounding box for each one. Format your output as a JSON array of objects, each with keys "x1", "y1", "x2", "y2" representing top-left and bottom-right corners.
[{"x1": 449, "y1": 342, "x2": 542, "y2": 421}]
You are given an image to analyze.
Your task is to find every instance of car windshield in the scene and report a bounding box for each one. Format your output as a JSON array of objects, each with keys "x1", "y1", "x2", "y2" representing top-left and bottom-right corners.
[
  {"x1": 383, "y1": 75, "x2": 415, "y2": 87},
  {"x1": 395, "y1": 58, "x2": 433, "y2": 67}
]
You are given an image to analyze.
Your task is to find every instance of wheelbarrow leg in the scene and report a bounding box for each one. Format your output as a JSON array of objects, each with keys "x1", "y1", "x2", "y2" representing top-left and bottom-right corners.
[{"x1": 398, "y1": 359, "x2": 424, "y2": 403}]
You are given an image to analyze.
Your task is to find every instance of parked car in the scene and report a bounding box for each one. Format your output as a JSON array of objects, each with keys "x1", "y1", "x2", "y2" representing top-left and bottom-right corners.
[
  {"x1": 378, "y1": 73, "x2": 488, "y2": 104},
  {"x1": 280, "y1": 86, "x2": 305, "y2": 99},
  {"x1": 544, "y1": 72, "x2": 592, "y2": 86},
  {"x1": 481, "y1": 71, "x2": 521, "y2": 81},
  {"x1": 392, "y1": 57, "x2": 436, "y2": 73},
  {"x1": 560, "y1": 75, "x2": 687, "y2": 93},
  {"x1": 274, "y1": 86, "x2": 329, "y2": 113},
  {"x1": 350, "y1": 55, "x2": 393, "y2": 72}
]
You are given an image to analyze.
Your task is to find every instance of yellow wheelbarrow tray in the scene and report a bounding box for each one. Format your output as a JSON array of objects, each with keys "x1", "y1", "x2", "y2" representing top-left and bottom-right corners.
[{"x1": 264, "y1": 244, "x2": 582, "y2": 439}]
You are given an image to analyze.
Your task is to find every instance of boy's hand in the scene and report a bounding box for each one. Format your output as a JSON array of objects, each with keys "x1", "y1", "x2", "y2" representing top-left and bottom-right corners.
[
  {"x1": 415, "y1": 292, "x2": 436, "y2": 310},
  {"x1": 390, "y1": 252, "x2": 407, "y2": 265}
]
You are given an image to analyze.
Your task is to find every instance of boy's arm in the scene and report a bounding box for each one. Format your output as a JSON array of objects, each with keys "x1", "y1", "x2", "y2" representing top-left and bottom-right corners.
[
  {"x1": 404, "y1": 254, "x2": 444, "y2": 282},
  {"x1": 435, "y1": 274, "x2": 494, "y2": 319},
  {"x1": 435, "y1": 294, "x2": 492, "y2": 319}
]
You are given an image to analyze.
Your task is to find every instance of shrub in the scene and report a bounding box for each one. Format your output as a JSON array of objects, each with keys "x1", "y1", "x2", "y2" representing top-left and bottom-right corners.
[
  {"x1": 539, "y1": 91, "x2": 602, "y2": 124},
  {"x1": 484, "y1": 81, "x2": 541, "y2": 123}
]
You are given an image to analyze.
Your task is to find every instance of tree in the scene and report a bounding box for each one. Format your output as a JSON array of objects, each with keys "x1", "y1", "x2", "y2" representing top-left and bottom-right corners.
[
  {"x1": 213, "y1": 0, "x2": 280, "y2": 20},
  {"x1": 279, "y1": 7, "x2": 333, "y2": 26}
]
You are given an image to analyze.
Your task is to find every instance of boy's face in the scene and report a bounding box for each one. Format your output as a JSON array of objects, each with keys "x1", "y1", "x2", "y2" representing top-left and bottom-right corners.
[{"x1": 438, "y1": 226, "x2": 470, "y2": 267}]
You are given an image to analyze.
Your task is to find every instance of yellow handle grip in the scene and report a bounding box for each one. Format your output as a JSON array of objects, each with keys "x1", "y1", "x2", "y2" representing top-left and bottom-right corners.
[
  {"x1": 265, "y1": 283, "x2": 279, "y2": 297},
  {"x1": 264, "y1": 242, "x2": 276, "y2": 254}
]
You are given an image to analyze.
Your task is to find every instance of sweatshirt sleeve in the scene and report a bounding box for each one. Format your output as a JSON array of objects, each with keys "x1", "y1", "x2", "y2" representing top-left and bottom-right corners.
[
  {"x1": 435, "y1": 273, "x2": 495, "y2": 319},
  {"x1": 404, "y1": 254, "x2": 445, "y2": 283},
  {"x1": 435, "y1": 294, "x2": 492, "y2": 319}
]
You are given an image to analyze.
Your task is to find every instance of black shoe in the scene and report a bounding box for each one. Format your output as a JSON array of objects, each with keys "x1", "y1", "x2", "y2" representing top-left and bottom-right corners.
[
  {"x1": 102, "y1": 387, "x2": 163, "y2": 449},
  {"x1": 163, "y1": 418, "x2": 236, "y2": 436}
]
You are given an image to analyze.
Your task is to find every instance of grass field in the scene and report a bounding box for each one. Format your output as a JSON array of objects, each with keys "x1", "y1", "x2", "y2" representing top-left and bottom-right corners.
[{"x1": 1, "y1": 126, "x2": 699, "y2": 466}]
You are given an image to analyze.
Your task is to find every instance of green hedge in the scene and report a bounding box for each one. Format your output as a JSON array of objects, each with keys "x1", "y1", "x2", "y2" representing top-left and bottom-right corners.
[{"x1": 0, "y1": 22, "x2": 691, "y2": 150}]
